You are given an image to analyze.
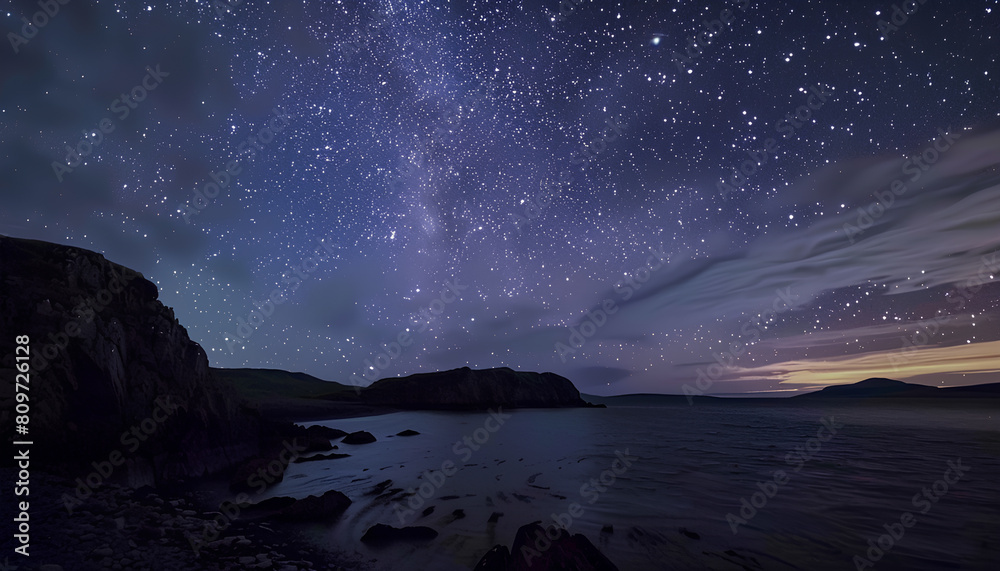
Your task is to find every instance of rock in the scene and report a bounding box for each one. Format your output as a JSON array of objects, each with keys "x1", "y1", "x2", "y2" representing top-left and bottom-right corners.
[
  {"x1": 305, "y1": 425, "x2": 348, "y2": 439},
  {"x1": 341, "y1": 430, "x2": 377, "y2": 444},
  {"x1": 422, "y1": 506, "x2": 435, "y2": 517},
  {"x1": 488, "y1": 511, "x2": 503, "y2": 523},
  {"x1": 276, "y1": 489, "x2": 352, "y2": 521},
  {"x1": 301, "y1": 436, "x2": 335, "y2": 453},
  {"x1": 679, "y1": 527, "x2": 700, "y2": 540},
  {"x1": 295, "y1": 424, "x2": 348, "y2": 453},
  {"x1": 242, "y1": 495, "x2": 297, "y2": 517},
  {"x1": 242, "y1": 490, "x2": 350, "y2": 522},
  {"x1": 136, "y1": 524, "x2": 163, "y2": 540},
  {"x1": 0, "y1": 236, "x2": 260, "y2": 485},
  {"x1": 396, "y1": 429, "x2": 420, "y2": 436},
  {"x1": 293, "y1": 452, "x2": 351, "y2": 463},
  {"x1": 473, "y1": 545, "x2": 510, "y2": 571},
  {"x1": 265, "y1": 423, "x2": 337, "y2": 454},
  {"x1": 365, "y1": 479, "x2": 393, "y2": 496},
  {"x1": 360, "y1": 523, "x2": 438, "y2": 543},
  {"x1": 601, "y1": 524, "x2": 614, "y2": 534},
  {"x1": 452, "y1": 509, "x2": 466, "y2": 519},
  {"x1": 474, "y1": 521, "x2": 619, "y2": 570}
]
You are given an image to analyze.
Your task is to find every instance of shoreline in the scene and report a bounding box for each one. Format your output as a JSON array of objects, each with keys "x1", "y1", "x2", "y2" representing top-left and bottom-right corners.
[{"x1": 4, "y1": 468, "x2": 363, "y2": 571}]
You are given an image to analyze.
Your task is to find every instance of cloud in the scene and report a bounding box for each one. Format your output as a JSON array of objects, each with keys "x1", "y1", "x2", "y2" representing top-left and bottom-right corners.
[
  {"x1": 582, "y1": 128, "x2": 1000, "y2": 342},
  {"x1": 729, "y1": 339, "x2": 1000, "y2": 388}
]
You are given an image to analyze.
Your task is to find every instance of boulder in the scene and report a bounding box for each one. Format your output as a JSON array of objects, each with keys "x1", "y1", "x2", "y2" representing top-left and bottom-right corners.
[
  {"x1": 341, "y1": 430, "x2": 376, "y2": 444},
  {"x1": 474, "y1": 521, "x2": 619, "y2": 570},
  {"x1": 305, "y1": 425, "x2": 348, "y2": 439},
  {"x1": 360, "y1": 523, "x2": 438, "y2": 543},
  {"x1": 277, "y1": 489, "x2": 351, "y2": 521},
  {"x1": 241, "y1": 490, "x2": 350, "y2": 522},
  {"x1": 241, "y1": 495, "x2": 297, "y2": 517},
  {"x1": 473, "y1": 545, "x2": 510, "y2": 571}
]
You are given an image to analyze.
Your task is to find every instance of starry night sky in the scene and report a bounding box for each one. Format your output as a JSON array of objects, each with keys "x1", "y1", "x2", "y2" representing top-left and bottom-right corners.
[{"x1": 2, "y1": 0, "x2": 999, "y2": 396}]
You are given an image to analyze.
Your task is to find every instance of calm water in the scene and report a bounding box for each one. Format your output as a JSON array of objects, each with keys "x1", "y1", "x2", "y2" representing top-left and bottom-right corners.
[{"x1": 260, "y1": 403, "x2": 999, "y2": 570}]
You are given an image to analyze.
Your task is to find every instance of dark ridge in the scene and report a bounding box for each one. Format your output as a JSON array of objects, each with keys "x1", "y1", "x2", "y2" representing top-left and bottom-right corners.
[
  {"x1": 361, "y1": 366, "x2": 597, "y2": 410},
  {"x1": 0, "y1": 234, "x2": 261, "y2": 484}
]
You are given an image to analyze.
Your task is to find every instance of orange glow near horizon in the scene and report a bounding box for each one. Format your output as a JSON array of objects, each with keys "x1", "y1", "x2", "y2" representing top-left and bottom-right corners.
[{"x1": 729, "y1": 339, "x2": 1000, "y2": 389}]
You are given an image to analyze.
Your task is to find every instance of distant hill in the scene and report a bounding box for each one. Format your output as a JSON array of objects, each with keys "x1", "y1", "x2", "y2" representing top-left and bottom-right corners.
[
  {"x1": 211, "y1": 367, "x2": 391, "y2": 421},
  {"x1": 213, "y1": 367, "x2": 356, "y2": 401},
  {"x1": 794, "y1": 378, "x2": 1000, "y2": 399},
  {"x1": 361, "y1": 366, "x2": 595, "y2": 410},
  {"x1": 219, "y1": 366, "x2": 598, "y2": 417},
  {"x1": 580, "y1": 378, "x2": 1000, "y2": 407}
]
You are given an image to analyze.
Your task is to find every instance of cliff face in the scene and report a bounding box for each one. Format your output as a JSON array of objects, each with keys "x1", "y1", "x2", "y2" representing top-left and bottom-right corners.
[
  {"x1": 361, "y1": 366, "x2": 589, "y2": 409},
  {"x1": 0, "y1": 235, "x2": 258, "y2": 485}
]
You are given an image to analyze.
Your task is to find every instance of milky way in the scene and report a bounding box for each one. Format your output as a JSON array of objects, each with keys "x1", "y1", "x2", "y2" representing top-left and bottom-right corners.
[{"x1": 2, "y1": 0, "x2": 999, "y2": 395}]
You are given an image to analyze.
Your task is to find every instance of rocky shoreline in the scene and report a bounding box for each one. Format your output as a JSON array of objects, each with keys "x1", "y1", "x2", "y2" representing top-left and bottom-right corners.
[
  {"x1": 0, "y1": 236, "x2": 619, "y2": 569},
  {"x1": 7, "y1": 468, "x2": 361, "y2": 571}
]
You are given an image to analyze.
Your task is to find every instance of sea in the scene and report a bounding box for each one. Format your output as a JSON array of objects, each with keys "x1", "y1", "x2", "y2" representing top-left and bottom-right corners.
[{"x1": 254, "y1": 401, "x2": 999, "y2": 570}]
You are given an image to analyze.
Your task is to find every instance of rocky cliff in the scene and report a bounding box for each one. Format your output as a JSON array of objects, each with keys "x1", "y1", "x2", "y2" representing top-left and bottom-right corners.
[
  {"x1": 0, "y1": 235, "x2": 259, "y2": 486},
  {"x1": 361, "y1": 366, "x2": 592, "y2": 409}
]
